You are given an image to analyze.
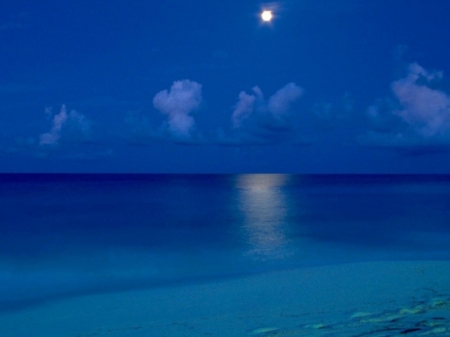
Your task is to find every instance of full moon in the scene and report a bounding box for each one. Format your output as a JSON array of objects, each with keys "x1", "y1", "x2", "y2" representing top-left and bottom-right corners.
[{"x1": 261, "y1": 10, "x2": 273, "y2": 22}]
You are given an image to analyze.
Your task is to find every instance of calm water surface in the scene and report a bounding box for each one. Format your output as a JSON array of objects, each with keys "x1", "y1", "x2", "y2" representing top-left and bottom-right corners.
[{"x1": 1, "y1": 174, "x2": 450, "y2": 310}]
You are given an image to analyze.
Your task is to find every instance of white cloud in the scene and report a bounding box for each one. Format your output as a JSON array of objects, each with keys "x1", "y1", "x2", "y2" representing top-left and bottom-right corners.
[
  {"x1": 267, "y1": 82, "x2": 304, "y2": 116},
  {"x1": 39, "y1": 105, "x2": 91, "y2": 146},
  {"x1": 153, "y1": 80, "x2": 202, "y2": 140},
  {"x1": 231, "y1": 89, "x2": 258, "y2": 128},
  {"x1": 229, "y1": 83, "x2": 303, "y2": 144},
  {"x1": 39, "y1": 105, "x2": 69, "y2": 145},
  {"x1": 391, "y1": 63, "x2": 450, "y2": 137},
  {"x1": 363, "y1": 63, "x2": 450, "y2": 151}
]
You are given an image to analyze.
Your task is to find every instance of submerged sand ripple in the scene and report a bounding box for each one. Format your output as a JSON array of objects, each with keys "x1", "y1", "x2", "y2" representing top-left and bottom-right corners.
[{"x1": 0, "y1": 261, "x2": 449, "y2": 337}]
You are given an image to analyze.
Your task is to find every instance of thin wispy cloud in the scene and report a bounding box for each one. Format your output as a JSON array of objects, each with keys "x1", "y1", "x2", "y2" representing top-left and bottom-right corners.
[
  {"x1": 313, "y1": 93, "x2": 354, "y2": 129},
  {"x1": 39, "y1": 105, "x2": 91, "y2": 146},
  {"x1": 123, "y1": 109, "x2": 159, "y2": 146},
  {"x1": 153, "y1": 80, "x2": 202, "y2": 142}
]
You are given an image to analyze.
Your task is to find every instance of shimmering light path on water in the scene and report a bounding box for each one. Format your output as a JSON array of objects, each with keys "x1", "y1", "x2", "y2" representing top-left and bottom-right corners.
[{"x1": 1, "y1": 174, "x2": 450, "y2": 310}]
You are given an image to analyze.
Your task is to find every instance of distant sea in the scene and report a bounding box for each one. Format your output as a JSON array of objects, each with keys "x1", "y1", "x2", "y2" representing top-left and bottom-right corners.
[{"x1": 1, "y1": 174, "x2": 450, "y2": 311}]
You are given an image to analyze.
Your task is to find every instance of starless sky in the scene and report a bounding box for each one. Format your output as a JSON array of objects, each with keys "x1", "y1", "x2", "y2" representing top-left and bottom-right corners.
[{"x1": 1, "y1": 0, "x2": 450, "y2": 173}]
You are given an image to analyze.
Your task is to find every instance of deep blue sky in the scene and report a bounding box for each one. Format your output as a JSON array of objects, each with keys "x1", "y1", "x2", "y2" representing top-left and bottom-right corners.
[{"x1": 1, "y1": 0, "x2": 450, "y2": 173}]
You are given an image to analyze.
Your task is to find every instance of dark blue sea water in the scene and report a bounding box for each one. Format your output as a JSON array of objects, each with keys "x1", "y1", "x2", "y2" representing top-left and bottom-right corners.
[{"x1": 1, "y1": 174, "x2": 450, "y2": 312}]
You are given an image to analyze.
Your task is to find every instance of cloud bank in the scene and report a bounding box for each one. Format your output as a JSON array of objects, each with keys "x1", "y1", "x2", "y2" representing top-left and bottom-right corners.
[
  {"x1": 153, "y1": 80, "x2": 202, "y2": 141},
  {"x1": 39, "y1": 105, "x2": 91, "y2": 146},
  {"x1": 230, "y1": 82, "x2": 304, "y2": 144},
  {"x1": 363, "y1": 63, "x2": 450, "y2": 152},
  {"x1": 119, "y1": 62, "x2": 450, "y2": 156}
]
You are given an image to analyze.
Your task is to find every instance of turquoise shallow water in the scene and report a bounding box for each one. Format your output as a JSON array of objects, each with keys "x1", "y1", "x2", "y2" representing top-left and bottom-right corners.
[
  {"x1": 1, "y1": 174, "x2": 450, "y2": 312},
  {"x1": 1, "y1": 261, "x2": 449, "y2": 337}
]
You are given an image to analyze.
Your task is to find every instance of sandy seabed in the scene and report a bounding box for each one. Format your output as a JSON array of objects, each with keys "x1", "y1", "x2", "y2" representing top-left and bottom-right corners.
[{"x1": 1, "y1": 261, "x2": 450, "y2": 337}]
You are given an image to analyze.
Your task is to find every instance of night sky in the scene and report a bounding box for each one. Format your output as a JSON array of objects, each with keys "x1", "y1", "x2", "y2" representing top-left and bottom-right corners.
[{"x1": 2, "y1": 0, "x2": 450, "y2": 173}]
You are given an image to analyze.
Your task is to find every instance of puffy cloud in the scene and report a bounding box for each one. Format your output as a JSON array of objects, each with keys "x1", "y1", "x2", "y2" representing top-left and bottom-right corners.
[
  {"x1": 391, "y1": 63, "x2": 450, "y2": 137},
  {"x1": 230, "y1": 83, "x2": 303, "y2": 144},
  {"x1": 153, "y1": 80, "x2": 202, "y2": 140},
  {"x1": 363, "y1": 63, "x2": 450, "y2": 152},
  {"x1": 39, "y1": 105, "x2": 91, "y2": 146},
  {"x1": 268, "y1": 82, "x2": 304, "y2": 116},
  {"x1": 231, "y1": 90, "x2": 257, "y2": 128}
]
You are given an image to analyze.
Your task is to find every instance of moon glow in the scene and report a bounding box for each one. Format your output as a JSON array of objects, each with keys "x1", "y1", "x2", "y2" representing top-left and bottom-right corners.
[{"x1": 261, "y1": 10, "x2": 273, "y2": 22}]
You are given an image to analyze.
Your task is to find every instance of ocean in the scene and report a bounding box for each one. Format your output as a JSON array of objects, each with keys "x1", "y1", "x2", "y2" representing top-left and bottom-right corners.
[{"x1": 1, "y1": 174, "x2": 450, "y2": 314}]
